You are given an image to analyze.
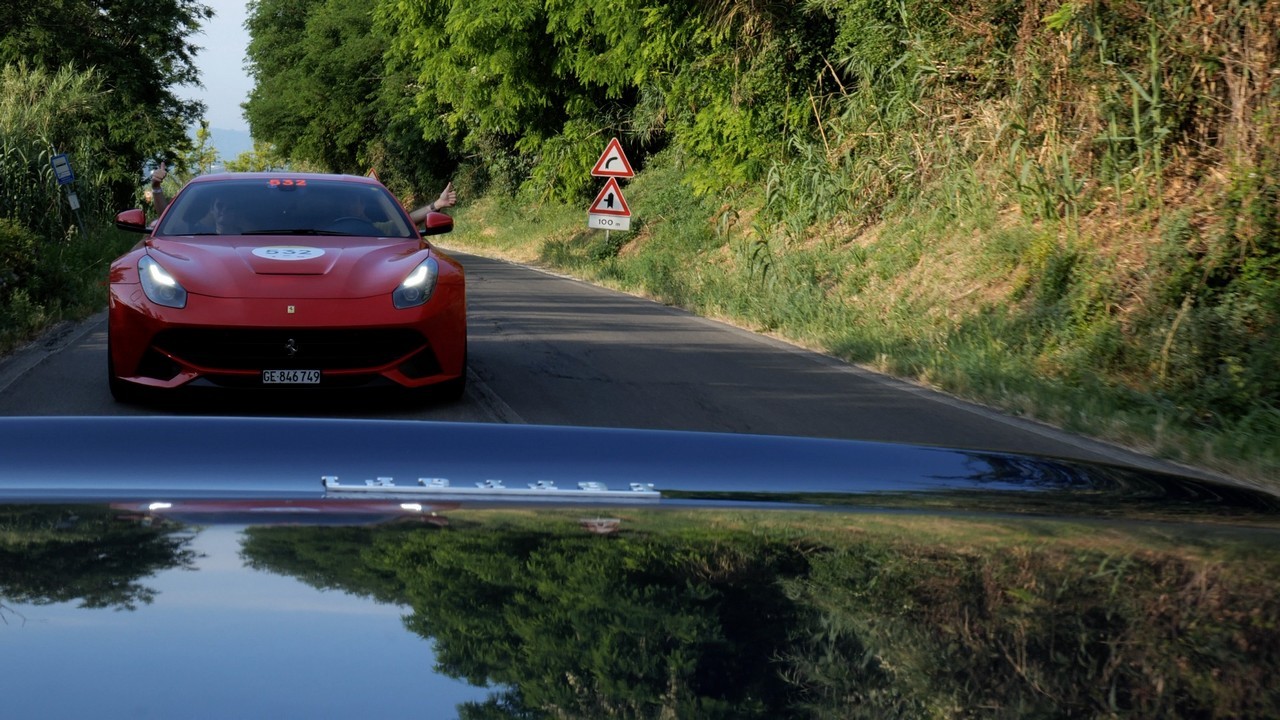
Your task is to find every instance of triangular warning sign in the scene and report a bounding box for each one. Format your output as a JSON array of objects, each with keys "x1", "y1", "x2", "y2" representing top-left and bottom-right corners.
[
  {"x1": 366, "y1": 167, "x2": 382, "y2": 184},
  {"x1": 589, "y1": 177, "x2": 631, "y2": 216},
  {"x1": 591, "y1": 138, "x2": 635, "y2": 178}
]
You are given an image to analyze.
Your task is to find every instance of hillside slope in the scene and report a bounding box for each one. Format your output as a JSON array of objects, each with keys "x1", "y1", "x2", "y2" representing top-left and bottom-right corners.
[{"x1": 441, "y1": 0, "x2": 1278, "y2": 483}]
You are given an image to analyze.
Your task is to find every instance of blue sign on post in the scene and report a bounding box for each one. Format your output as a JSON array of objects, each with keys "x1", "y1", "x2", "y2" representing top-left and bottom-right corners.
[{"x1": 50, "y1": 153, "x2": 75, "y2": 185}]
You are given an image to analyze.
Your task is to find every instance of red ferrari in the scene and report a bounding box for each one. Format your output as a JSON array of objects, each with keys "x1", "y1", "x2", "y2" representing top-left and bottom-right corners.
[{"x1": 108, "y1": 173, "x2": 466, "y2": 402}]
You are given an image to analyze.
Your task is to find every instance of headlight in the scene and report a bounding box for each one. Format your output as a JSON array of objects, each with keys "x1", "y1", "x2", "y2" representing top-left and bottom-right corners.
[
  {"x1": 393, "y1": 257, "x2": 439, "y2": 309},
  {"x1": 138, "y1": 255, "x2": 188, "y2": 309}
]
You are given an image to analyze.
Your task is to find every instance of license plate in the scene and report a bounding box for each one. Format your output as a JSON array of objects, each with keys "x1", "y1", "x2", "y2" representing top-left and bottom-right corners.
[{"x1": 263, "y1": 369, "x2": 321, "y2": 384}]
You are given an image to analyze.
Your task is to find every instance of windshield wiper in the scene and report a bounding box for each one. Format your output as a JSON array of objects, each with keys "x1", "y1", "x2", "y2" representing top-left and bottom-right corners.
[{"x1": 241, "y1": 228, "x2": 350, "y2": 236}]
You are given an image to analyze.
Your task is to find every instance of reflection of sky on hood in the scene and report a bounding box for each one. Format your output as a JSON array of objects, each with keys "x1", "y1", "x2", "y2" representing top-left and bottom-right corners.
[{"x1": 1, "y1": 526, "x2": 491, "y2": 718}]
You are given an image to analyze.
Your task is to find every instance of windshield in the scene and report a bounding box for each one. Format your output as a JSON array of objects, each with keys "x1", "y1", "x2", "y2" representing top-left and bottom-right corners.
[{"x1": 154, "y1": 178, "x2": 416, "y2": 238}]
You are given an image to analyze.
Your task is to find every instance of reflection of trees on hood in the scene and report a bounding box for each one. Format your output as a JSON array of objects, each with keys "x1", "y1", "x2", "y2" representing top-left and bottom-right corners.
[
  {"x1": 238, "y1": 514, "x2": 1280, "y2": 719},
  {"x1": 0, "y1": 506, "x2": 197, "y2": 611},
  {"x1": 385, "y1": 529, "x2": 810, "y2": 719},
  {"x1": 243, "y1": 520, "x2": 809, "y2": 719},
  {"x1": 240, "y1": 525, "x2": 406, "y2": 606}
]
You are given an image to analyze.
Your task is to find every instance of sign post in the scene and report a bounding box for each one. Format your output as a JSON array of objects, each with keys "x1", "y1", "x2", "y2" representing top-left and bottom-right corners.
[
  {"x1": 588, "y1": 177, "x2": 631, "y2": 231},
  {"x1": 50, "y1": 152, "x2": 88, "y2": 239},
  {"x1": 587, "y1": 139, "x2": 635, "y2": 240},
  {"x1": 590, "y1": 138, "x2": 635, "y2": 178},
  {"x1": 51, "y1": 154, "x2": 75, "y2": 185}
]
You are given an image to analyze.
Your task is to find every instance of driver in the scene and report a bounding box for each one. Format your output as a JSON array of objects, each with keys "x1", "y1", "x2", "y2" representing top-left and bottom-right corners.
[
  {"x1": 189, "y1": 195, "x2": 243, "y2": 235},
  {"x1": 334, "y1": 191, "x2": 399, "y2": 235}
]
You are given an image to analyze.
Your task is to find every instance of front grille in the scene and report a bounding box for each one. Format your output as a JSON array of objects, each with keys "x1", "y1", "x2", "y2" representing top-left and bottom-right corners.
[{"x1": 153, "y1": 328, "x2": 426, "y2": 370}]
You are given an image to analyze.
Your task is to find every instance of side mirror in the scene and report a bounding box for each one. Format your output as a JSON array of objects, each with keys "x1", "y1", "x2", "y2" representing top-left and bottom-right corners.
[
  {"x1": 114, "y1": 209, "x2": 149, "y2": 233},
  {"x1": 420, "y1": 211, "x2": 453, "y2": 236}
]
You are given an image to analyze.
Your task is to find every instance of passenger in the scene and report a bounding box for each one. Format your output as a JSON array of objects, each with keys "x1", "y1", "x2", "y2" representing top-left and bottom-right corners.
[
  {"x1": 408, "y1": 182, "x2": 456, "y2": 224},
  {"x1": 148, "y1": 162, "x2": 169, "y2": 218},
  {"x1": 347, "y1": 181, "x2": 458, "y2": 232}
]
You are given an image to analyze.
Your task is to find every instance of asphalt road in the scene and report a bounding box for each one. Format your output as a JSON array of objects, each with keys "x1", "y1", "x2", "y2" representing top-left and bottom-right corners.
[{"x1": 0, "y1": 250, "x2": 1208, "y2": 478}]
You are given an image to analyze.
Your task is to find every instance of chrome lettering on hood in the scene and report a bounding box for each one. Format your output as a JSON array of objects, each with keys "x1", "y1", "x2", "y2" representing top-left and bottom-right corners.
[{"x1": 323, "y1": 476, "x2": 660, "y2": 501}]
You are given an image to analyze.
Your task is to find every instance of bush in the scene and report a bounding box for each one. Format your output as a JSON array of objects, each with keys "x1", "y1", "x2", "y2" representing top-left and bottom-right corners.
[{"x1": 0, "y1": 217, "x2": 38, "y2": 301}]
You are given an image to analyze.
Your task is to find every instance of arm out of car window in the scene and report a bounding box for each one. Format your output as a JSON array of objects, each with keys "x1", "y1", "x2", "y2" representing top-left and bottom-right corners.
[
  {"x1": 408, "y1": 181, "x2": 456, "y2": 224},
  {"x1": 150, "y1": 162, "x2": 169, "y2": 217}
]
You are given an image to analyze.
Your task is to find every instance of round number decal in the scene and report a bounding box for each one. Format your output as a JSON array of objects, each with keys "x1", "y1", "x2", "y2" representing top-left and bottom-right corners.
[{"x1": 252, "y1": 246, "x2": 326, "y2": 261}]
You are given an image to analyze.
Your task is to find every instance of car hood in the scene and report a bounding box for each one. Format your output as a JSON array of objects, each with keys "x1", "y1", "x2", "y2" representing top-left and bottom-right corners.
[
  {"x1": 147, "y1": 236, "x2": 428, "y2": 299},
  {"x1": 2, "y1": 417, "x2": 1278, "y2": 718}
]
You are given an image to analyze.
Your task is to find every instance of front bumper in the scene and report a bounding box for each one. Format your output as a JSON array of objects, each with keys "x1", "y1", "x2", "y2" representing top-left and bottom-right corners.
[{"x1": 107, "y1": 284, "x2": 466, "y2": 391}]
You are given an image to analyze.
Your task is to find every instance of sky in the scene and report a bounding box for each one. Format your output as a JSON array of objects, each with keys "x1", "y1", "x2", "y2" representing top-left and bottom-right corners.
[{"x1": 179, "y1": 0, "x2": 254, "y2": 132}]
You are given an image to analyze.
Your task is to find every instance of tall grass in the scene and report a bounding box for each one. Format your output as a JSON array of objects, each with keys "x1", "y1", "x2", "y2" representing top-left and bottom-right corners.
[
  {"x1": 0, "y1": 64, "x2": 115, "y2": 236},
  {"x1": 738, "y1": 0, "x2": 1280, "y2": 479},
  {"x1": 0, "y1": 63, "x2": 132, "y2": 354}
]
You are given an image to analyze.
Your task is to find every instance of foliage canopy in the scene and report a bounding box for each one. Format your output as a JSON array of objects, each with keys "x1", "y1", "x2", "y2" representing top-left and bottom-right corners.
[{"x1": 0, "y1": 0, "x2": 211, "y2": 203}]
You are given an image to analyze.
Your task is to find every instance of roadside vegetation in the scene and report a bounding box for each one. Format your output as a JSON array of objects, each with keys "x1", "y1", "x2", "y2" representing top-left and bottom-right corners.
[
  {"x1": 0, "y1": 1, "x2": 212, "y2": 353},
  {"x1": 0, "y1": 65, "x2": 143, "y2": 352},
  {"x1": 1, "y1": 0, "x2": 1275, "y2": 483}
]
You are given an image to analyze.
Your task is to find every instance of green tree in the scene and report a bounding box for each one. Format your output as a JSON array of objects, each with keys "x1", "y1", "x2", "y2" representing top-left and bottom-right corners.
[
  {"x1": 242, "y1": 0, "x2": 837, "y2": 201},
  {"x1": 224, "y1": 140, "x2": 290, "y2": 172},
  {"x1": 0, "y1": 0, "x2": 213, "y2": 205},
  {"x1": 186, "y1": 120, "x2": 220, "y2": 176},
  {"x1": 371, "y1": 0, "x2": 831, "y2": 200},
  {"x1": 244, "y1": 0, "x2": 385, "y2": 173}
]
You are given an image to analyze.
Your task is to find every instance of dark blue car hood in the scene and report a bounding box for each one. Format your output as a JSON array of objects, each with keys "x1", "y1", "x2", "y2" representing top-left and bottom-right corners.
[{"x1": 2, "y1": 417, "x2": 1278, "y2": 718}]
